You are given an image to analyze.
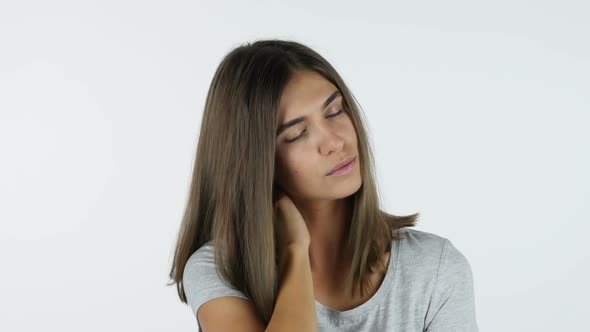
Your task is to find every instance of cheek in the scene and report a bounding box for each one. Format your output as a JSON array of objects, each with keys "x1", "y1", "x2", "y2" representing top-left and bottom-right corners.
[
  {"x1": 283, "y1": 158, "x2": 303, "y2": 176},
  {"x1": 345, "y1": 119, "x2": 357, "y2": 137},
  {"x1": 275, "y1": 153, "x2": 298, "y2": 179},
  {"x1": 345, "y1": 125, "x2": 359, "y2": 147},
  {"x1": 279, "y1": 154, "x2": 315, "y2": 180}
]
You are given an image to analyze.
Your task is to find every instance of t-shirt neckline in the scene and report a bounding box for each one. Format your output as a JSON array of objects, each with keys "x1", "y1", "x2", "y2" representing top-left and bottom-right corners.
[{"x1": 313, "y1": 229, "x2": 401, "y2": 323}]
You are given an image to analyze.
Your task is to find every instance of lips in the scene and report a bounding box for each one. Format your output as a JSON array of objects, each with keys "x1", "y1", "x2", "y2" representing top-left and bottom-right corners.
[{"x1": 326, "y1": 155, "x2": 356, "y2": 175}]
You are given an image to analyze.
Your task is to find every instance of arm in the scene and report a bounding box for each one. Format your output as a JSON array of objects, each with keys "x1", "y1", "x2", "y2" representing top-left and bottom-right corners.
[
  {"x1": 266, "y1": 244, "x2": 318, "y2": 332},
  {"x1": 196, "y1": 244, "x2": 318, "y2": 332}
]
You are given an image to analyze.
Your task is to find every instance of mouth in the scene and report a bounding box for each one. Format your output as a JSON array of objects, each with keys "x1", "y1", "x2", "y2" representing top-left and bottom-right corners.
[{"x1": 326, "y1": 155, "x2": 356, "y2": 176}]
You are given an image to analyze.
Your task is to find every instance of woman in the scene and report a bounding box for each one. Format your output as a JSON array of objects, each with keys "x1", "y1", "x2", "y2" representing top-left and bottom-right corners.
[{"x1": 168, "y1": 39, "x2": 479, "y2": 331}]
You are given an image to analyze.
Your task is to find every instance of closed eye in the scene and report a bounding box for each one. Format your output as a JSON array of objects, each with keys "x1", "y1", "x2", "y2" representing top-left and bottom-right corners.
[{"x1": 285, "y1": 109, "x2": 345, "y2": 143}]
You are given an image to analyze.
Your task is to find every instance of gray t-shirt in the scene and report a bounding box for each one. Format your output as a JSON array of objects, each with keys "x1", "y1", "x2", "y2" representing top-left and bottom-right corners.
[{"x1": 182, "y1": 227, "x2": 479, "y2": 331}]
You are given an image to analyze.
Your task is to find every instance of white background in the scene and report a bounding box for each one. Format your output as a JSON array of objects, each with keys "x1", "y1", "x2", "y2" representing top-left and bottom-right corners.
[{"x1": 1, "y1": 0, "x2": 588, "y2": 331}]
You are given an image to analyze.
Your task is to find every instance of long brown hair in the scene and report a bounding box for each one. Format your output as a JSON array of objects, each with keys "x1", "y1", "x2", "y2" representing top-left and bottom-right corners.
[{"x1": 168, "y1": 38, "x2": 419, "y2": 324}]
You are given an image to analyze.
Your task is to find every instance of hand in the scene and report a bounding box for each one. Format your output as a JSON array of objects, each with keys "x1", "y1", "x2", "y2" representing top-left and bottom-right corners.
[{"x1": 273, "y1": 186, "x2": 310, "y2": 257}]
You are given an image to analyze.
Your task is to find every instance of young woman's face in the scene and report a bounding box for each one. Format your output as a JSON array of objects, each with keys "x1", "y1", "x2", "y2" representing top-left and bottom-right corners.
[{"x1": 274, "y1": 70, "x2": 362, "y2": 201}]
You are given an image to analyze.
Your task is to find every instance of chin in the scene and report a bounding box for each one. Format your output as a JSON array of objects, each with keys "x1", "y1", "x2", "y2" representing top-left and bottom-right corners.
[{"x1": 325, "y1": 175, "x2": 362, "y2": 199}]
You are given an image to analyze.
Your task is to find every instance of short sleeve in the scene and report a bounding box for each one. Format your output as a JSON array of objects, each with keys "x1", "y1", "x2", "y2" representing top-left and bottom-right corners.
[
  {"x1": 182, "y1": 242, "x2": 249, "y2": 327},
  {"x1": 424, "y1": 238, "x2": 479, "y2": 332}
]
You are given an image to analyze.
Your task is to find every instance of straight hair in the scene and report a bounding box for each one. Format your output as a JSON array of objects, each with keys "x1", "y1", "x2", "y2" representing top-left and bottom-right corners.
[{"x1": 168, "y1": 39, "x2": 419, "y2": 324}]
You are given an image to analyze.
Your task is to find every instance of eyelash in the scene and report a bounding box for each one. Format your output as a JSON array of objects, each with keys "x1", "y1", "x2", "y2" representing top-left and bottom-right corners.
[{"x1": 285, "y1": 109, "x2": 345, "y2": 143}]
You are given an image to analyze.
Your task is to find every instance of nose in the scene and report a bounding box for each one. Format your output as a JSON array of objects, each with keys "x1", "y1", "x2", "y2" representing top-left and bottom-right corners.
[{"x1": 318, "y1": 128, "x2": 345, "y2": 155}]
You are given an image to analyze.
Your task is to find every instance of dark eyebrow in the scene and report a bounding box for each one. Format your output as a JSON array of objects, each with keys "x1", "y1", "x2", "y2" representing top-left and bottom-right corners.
[{"x1": 276, "y1": 90, "x2": 342, "y2": 137}]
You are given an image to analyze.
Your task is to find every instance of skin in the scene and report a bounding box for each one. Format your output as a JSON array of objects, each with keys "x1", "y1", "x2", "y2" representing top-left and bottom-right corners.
[{"x1": 274, "y1": 69, "x2": 390, "y2": 310}]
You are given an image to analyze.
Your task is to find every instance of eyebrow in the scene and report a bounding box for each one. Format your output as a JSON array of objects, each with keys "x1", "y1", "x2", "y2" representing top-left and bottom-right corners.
[{"x1": 276, "y1": 90, "x2": 342, "y2": 137}]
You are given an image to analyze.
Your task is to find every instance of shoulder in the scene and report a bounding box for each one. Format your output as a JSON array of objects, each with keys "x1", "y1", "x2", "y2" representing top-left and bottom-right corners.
[
  {"x1": 402, "y1": 228, "x2": 480, "y2": 330},
  {"x1": 182, "y1": 241, "x2": 249, "y2": 319},
  {"x1": 396, "y1": 227, "x2": 447, "y2": 256},
  {"x1": 184, "y1": 240, "x2": 217, "y2": 269},
  {"x1": 396, "y1": 227, "x2": 473, "y2": 277}
]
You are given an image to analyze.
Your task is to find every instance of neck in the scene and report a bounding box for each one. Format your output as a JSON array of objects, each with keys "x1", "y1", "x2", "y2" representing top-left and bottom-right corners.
[{"x1": 290, "y1": 195, "x2": 353, "y2": 275}]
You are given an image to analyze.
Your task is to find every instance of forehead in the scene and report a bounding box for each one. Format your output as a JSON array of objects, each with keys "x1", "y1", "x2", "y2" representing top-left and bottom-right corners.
[{"x1": 277, "y1": 70, "x2": 339, "y2": 119}]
